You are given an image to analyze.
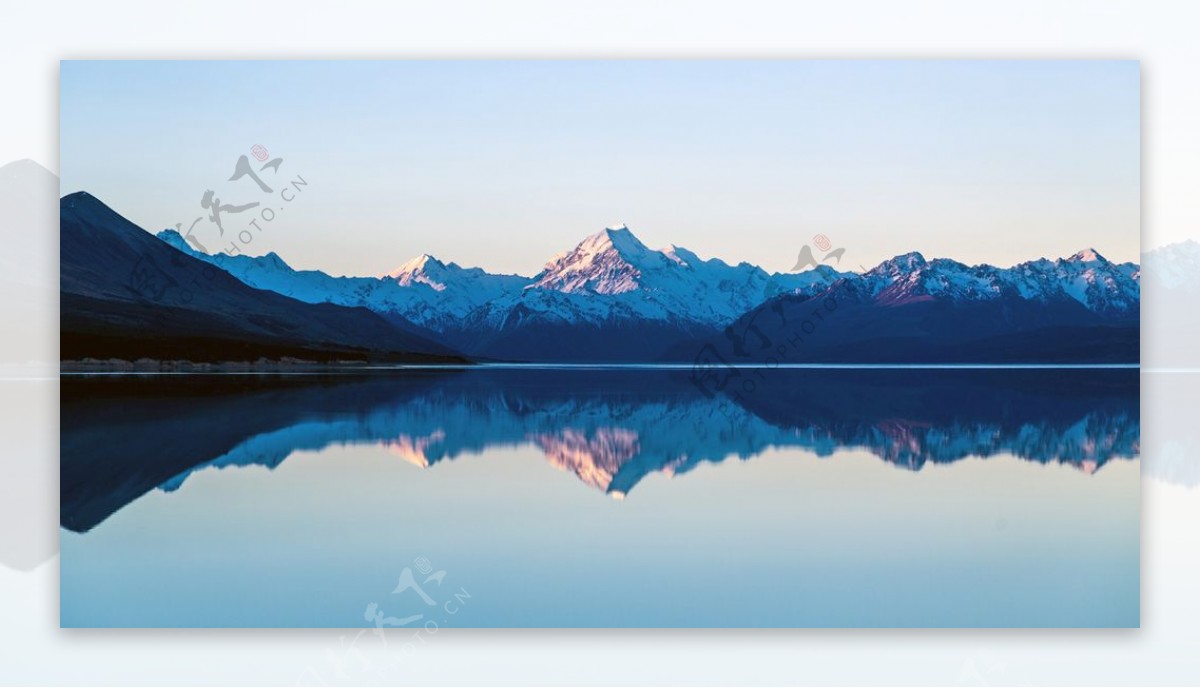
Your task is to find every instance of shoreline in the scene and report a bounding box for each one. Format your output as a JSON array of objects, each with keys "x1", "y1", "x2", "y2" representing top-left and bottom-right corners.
[
  {"x1": 59, "y1": 359, "x2": 1141, "y2": 375},
  {"x1": 59, "y1": 357, "x2": 477, "y2": 374}
]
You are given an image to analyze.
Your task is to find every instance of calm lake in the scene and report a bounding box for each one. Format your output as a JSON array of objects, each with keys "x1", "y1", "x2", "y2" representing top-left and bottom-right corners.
[{"x1": 60, "y1": 367, "x2": 1140, "y2": 627}]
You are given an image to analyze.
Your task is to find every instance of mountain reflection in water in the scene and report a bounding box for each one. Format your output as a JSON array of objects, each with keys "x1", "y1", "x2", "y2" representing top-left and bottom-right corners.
[{"x1": 61, "y1": 367, "x2": 1139, "y2": 534}]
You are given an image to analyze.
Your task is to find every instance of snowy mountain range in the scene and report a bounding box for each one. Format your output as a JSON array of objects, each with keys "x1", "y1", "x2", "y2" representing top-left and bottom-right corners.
[
  {"x1": 849, "y1": 248, "x2": 1139, "y2": 315},
  {"x1": 158, "y1": 223, "x2": 1139, "y2": 362},
  {"x1": 158, "y1": 224, "x2": 839, "y2": 336}
]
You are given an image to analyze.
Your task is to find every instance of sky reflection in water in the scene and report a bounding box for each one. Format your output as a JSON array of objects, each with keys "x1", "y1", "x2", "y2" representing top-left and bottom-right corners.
[{"x1": 60, "y1": 368, "x2": 1140, "y2": 628}]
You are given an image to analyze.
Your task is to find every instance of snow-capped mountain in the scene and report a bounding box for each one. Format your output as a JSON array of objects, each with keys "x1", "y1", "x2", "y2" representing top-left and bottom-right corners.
[
  {"x1": 156, "y1": 223, "x2": 1138, "y2": 362},
  {"x1": 1001, "y1": 249, "x2": 1140, "y2": 316},
  {"x1": 1142, "y1": 239, "x2": 1200, "y2": 369},
  {"x1": 531, "y1": 225, "x2": 656, "y2": 295},
  {"x1": 684, "y1": 245, "x2": 1140, "y2": 365},
  {"x1": 499, "y1": 224, "x2": 831, "y2": 327},
  {"x1": 388, "y1": 253, "x2": 530, "y2": 301},
  {"x1": 158, "y1": 229, "x2": 531, "y2": 333},
  {"x1": 851, "y1": 248, "x2": 1140, "y2": 316}
]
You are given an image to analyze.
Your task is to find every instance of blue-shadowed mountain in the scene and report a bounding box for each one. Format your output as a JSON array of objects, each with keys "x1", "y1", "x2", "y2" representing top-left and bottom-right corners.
[
  {"x1": 158, "y1": 222, "x2": 1138, "y2": 363},
  {"x1": 60, "y1": 192, "x2": 464, "y2": 364},
  {"x1": 673, "y1": 249, "x2": 1140, "y2": 365}
]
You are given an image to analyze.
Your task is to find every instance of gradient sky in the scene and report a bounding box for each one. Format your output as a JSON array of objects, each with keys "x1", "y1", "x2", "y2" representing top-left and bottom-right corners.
[{"x1": 60, "y1": 60, "x2": 1139, "y2": 277}]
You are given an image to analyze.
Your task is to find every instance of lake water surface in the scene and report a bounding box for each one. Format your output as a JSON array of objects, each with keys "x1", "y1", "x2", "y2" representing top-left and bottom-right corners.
[{"x1": 60, "y1": 367, "x2": 1139, "y2": 627}]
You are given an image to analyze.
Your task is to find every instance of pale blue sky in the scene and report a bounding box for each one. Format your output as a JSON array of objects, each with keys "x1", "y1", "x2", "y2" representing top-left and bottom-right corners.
[{"x1": 60, "y1": 60, "x2": 1139, "y2": 277}]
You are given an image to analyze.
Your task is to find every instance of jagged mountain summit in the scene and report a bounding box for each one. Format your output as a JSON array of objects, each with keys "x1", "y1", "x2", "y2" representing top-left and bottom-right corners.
[
  {"x1": 854, "y1": 248, "x2": 1140, "y2": 315},
  {"x1": 531, "y1": 225, "x2": 655, "y2": 294},
  {"x1": 681, "y1": 247, "x2": 1139, "y2": 365}
]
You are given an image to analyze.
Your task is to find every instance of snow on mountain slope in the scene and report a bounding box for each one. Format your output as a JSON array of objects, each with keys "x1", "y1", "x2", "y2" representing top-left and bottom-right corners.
[
  {"x1": 842, "y1": 248, "x2": 1140, "y2": 315},
  {"x1": 389, "y1": 253, "x2": 529, "y2": 300},
  {"x1": 158, "y1": 229, "x2": 531, "y2": 332},
  {"x1": 531, "y1": 225, "x2": 658, "y2": 295},
  {"x1": 517, "y1": 224, "x2": 837, "y2": 326},
  {"x1": 159, "y1": 224, "x2": 843, "y2": 333},
  {"x1": 1000, "y1": 249, "x2": 1140, "y2": 315}
]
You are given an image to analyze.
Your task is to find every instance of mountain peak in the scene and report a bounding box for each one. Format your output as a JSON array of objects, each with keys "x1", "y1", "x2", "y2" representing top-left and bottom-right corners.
[
  {"x1": 532, "y1": 225, "x2": 658, "y2": 295},
  {"x1": 572, "y1": 224, "x2": 651, "y2": 259},
  {"x1": 156, "y1": 228, "x2": 196, "y2": 254},
  {"x1": 389, "y1": 253, "x2": 453, "y2": 290},
  {"x1": 62, "y1": 192, "x2": 153, "y2": 247},
  {"x1": 0, "y1": 158, "x2": 57, "y2": 184},
  {"x1": 263, "y1": 251, "x2": 289, "y2": 269},
  {"x1": 871, "y1": 251, "x2": 927, "y2": 274},
  {"x1": 389, "y1": 253, "x2": 445, "y2": 277},
  {"x1": 1068, "y1": 248, "x2": 1108, "y2": 264},
  {"x1": 59, "y1": 190, "x2": 106, "y2": 213},
  {"x1": 663, "y1": 244, "x2": 703, "y2": 268}
]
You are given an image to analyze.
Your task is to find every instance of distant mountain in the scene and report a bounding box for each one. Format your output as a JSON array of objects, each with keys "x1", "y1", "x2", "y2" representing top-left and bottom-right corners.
[
  {"x1": 1142, "y1": 239, "x2": 1200, "y2": 369},
  {"x1": 159, "y1": 222, "x2": 1138, "y2": 363},
  {"x1": 61, "y1": 192, "x2": 464, "y2": 363},
  {"x1": 159, "y1": 230, "x2": 532, "y2": 336},
  {"x1": 852, "y1": 249, "x2": 1139, "y2": 316},
  {"x1": 674, "y1": 247, "x2": 1139, "y2": 365}
]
